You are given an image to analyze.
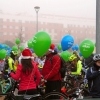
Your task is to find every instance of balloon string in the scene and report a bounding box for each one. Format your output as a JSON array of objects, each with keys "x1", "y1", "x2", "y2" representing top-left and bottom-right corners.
[{"x1": 45, "y1": 57, "x2": 60, "y2": 79}]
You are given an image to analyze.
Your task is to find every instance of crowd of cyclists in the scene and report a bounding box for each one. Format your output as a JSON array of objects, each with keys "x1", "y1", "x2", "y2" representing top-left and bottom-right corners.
[{"x1": 0, "y1": 43, "x2": 100, "y2": 100}]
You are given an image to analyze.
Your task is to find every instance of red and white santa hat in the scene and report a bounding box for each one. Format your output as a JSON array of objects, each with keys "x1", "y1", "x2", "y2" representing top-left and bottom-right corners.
[
  {"x1": 21, "y1": 48, "x2": 33, "y2": 59},
  {"x1": 49, "y1": 44, "x2": 55, "y2": 53}
]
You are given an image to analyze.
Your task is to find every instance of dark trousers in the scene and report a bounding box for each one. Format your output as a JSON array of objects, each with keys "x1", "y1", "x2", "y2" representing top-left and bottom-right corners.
[
  {"x1": 18, "y1": 89, "x2": 38, "y2": 95},
  {"x1": 45, "y1": 80, "x2": 61, "y2": 99},
  {"x1": 18, "y1": 89, "x2": 39, "y2": 100}
]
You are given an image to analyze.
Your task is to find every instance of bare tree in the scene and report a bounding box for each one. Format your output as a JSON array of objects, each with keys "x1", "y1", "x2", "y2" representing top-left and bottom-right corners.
[
  {"x1": 2, "y1": 40, "x2": 14, "y2": 47},
  {"x1": 15, "y1": 26, "x2": 24, "y2": 44}
]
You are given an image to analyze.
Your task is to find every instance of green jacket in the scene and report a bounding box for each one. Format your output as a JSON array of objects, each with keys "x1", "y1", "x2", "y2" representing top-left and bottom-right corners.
[
  {"x1": 71, "y1": 60, "x2": 82, "y2": 75},
  {"x1": 8, "y1": 57, "x2": 17, "y2": 72}
]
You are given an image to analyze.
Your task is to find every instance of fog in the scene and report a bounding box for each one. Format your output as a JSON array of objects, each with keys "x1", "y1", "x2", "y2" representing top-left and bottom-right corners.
[{"x1": 0, "y1": 0, "x2": 96, "y2": 18}]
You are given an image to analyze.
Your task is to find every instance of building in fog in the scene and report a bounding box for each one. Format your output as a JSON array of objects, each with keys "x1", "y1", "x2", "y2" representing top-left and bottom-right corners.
[{"x1": 0, "y1": 11, "x2": 96, "y2": 45}]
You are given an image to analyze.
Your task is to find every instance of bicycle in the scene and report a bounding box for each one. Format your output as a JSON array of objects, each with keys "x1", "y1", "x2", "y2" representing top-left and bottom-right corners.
[
  {"x1": 61, "y1": 74, "x2": 89, "y2": 99},
  {"x1": 0, "y1": 78, "x2": 16, "y2": 100},
  {"x1": 0, "y1": 77, "x2": 68, "y2": 100}
]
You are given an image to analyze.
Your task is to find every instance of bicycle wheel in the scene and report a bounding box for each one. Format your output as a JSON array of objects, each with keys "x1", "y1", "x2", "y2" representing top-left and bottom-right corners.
[
  {"x1": 4, "y1": 96, "x2": 16, "y2": 100},
  {"x1": 42, "y1": 92, "x2": 68, "y2": 100},
  {"x1": 4, "y1": 93, "x2": 16, "y2": 100}
]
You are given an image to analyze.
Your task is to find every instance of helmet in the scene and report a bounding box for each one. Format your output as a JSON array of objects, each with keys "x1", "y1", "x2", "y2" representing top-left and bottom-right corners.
[
  {"x1": 69, "y1": 54, "x2": 77, "y2": 61},
  {"x1": 11, "y1": 51, "x2": 18, "y2": 56},
  {"x1": 93, "y1": 54, "x2": 100, "y2": 61}
]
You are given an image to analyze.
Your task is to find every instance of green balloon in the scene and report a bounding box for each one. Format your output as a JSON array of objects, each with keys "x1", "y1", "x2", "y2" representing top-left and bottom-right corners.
[
  {"x1": 60, "y1": 51, "x2": 71, "y2": 62},
  {"x1": 27, "y1": 40, "x2": 33, "y2": 48},
  {"x1": 57, "y1": 44, "x2": 62, "y2": 50},
  {"x1": 32, "y1": 31, "x2": 51, "y2": 57},
  {"x1": 15, "y1": 38, "x2": 20, "y2": 45},
  {"x1": 20, "y1": 46, "x2": 25, "y2": 52},
  {"x1": 12, "y1": 46, "x2": 18, "y2": 51},
  {"x1": 79, "y1": 39, "x2": 94, "y2": 58},
  {"x1": 0, "y1": 49, "x2": 7, "y2": 60}
]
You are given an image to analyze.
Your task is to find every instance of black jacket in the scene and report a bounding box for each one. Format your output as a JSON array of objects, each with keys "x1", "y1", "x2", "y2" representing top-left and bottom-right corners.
[
  {"x1": 83, "y1": 54, "x2": 94, "y2": 68},
  {"x1": 86, "y1": 64, "x2": 100, "y2": 98}
]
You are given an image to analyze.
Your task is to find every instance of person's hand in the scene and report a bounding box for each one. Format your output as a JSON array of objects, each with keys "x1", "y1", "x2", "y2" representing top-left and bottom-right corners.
[
  {"x1": 8, "y1": 69, "x2": 11, "y2": 74},
  {"x1": 41, "y1": 78, "x2": 44, "y2": 82},
  {"x1": 68, "y1": 71, "x2": 71, "y2": 74}
]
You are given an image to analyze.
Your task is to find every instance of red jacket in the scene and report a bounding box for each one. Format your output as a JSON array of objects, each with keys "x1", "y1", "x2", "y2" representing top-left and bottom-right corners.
[
  {"x1": 10, "y1": 61, "x2": 41, "y2": 91},
  {"x1": 42, "y1": 54, "x2": 62, "y2": 81}
]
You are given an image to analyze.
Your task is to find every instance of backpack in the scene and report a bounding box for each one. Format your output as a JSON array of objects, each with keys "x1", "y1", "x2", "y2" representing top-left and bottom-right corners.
[{"x1": 49, "y1": 54, "x2": 66, "y2": 78}]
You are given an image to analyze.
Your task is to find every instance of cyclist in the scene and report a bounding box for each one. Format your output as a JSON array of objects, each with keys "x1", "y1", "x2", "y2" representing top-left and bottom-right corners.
[
  {"x1": 86, "y1": 54, "x2": 100, "y2": 98},
  {"x1": 42, "y1": 44, "x2": 61, "y2": 99},
  {"x1": 68, "y1": 54, "x2": 82, "y2": 75},
  {"x1": 10, "y1": 48, "x2": 41, "y2": 95},
  {"x1": 4, "y1": 51, "x2": 18, "y2": 79}
]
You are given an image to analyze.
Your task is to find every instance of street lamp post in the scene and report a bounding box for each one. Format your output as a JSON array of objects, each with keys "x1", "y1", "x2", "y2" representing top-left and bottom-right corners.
[
  {"x1": 34, "y1": 6, "x2": 40, "y2": 32},
  {"x1": 96, "y1": 0, "x2": 100, "y2": 53}
]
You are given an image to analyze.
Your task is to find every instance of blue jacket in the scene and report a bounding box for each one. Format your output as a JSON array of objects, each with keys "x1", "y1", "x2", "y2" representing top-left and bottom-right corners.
[{"x1": 86, "y1": 66, "x2": 100, "y2": 98}]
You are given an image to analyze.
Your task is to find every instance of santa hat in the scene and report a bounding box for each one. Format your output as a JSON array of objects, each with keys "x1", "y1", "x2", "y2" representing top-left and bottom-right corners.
[
  {"x1": 49, "y1": 44, "x2": 55, "y2": 53},
  {"x1": 21, "y1": 48, "x2": 33, "y2": 59}
]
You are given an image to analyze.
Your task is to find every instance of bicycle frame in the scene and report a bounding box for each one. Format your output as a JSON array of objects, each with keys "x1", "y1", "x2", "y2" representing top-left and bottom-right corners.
[{"x1": 0, "y1": 78, "x2": 11, "y2": 94}]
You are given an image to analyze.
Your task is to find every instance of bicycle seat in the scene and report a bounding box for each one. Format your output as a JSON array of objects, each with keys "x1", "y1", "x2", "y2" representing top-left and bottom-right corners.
[{"x1": 23, "y1": 94, "x2": 41, "y2": 99}]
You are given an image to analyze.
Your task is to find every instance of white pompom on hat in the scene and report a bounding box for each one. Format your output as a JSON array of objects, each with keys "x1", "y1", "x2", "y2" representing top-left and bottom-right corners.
[
  {"x1": 49, "y1": 44, "x2": 55, "y2": 53},
  {"x1": 21, "y1": 48, "x2": 33, "y2": 59}
]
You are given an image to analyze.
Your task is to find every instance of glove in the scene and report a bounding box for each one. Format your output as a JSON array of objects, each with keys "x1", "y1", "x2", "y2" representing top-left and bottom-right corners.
[
  {"x1": 8, "y1": 69, "x2": 11, "y2": 74},
  {"x1": 99, "y1": 68, "x2": 100, "y2": 72}
]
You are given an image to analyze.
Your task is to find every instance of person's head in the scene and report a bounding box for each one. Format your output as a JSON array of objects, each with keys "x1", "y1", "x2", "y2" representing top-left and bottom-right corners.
[
  {"x1": 69, "y1": 54, "x2": 78, "y2": 65},
  {"x1": 73, "y1": 51, "x2": 77, "y2": 55},
  {"x1": 40, "y1": 55, "x2": 46, "y2": 61},
  {"x1": 45, "y1": 44, "x2": 57, "y2": 56},
  {"x1": 10, "y1": 51, "x2": 18, "y2": 61},
  {"x1": 93, "y1": 54, "x2": 100, "y2": 67},
  {"x1": 21, "y1": 48, "x2": 34, "y2": 75}
]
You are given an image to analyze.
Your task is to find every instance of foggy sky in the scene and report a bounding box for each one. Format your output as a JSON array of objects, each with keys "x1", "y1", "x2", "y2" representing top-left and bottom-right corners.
[{"x1": 0, "y1": 0, "x2": 96, "y2": 18}]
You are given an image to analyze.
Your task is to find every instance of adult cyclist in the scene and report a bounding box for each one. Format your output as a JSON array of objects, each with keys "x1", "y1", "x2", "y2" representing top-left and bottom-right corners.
[
  {"x1": 68, "y1": 54, "x2": 82, "y2": 75},
  {"x1": 4, "y1": 50, "x2": 18, "y2": 79}
]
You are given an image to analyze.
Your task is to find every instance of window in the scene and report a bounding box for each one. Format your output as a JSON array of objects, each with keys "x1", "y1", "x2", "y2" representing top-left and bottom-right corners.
[
  {"x1": 22, "y1": 34, "x2": 25, "y2": 37},
  {"x1": 25, "y1": 27, "x2": 28, "y2": 31},
  {"x1": 78, "y1": 25, "x2": 80, "y2": 28},
  {"x1": 15, "y1": 26, "x2": 19, "y2": 29},
  {"x1": 0, "y1": 33, "x2": 3, "y2": 35},
  {"x1": 25, "y1": 21, "x2": 29, "y2": 23},
  {"x1": 3, "y1": 25, "x2": 7, "y2": 28},
  {"x1": 40, "y1": 22, "x2": 43, "y2": 24},
  {"x1": 15, "y1": 33, "x2": 18, "y2": 36},
  {"x1": 71, "y1": 30, "x2": 73, "y2": 33},
  {"x1": 45, "y1": 29, "x2": 49, "y2": 32},
  {"x1": 3, "y1": 19, "x2": 6, "y2": 21},
  {"x1": 51, "y1": 29, "x2": 54, "y2": 33},
  {"x1": 80, "y1": 31, "x2": 82, "y2": 34},
  {"x1": 9, "y1": 26, "x2": 13, "y2": 29},
  {"x1": 0, "y1": 18, "x2": 3, "y2": 22},
  {"x1": 40, "y1": 28, "x2": 44, "y2": 31},
  {"x1": 19, "y1": 20, "x2": 22, "y2": 23},
  {"x1": 0, "y1": 25, "x2": 2, "y2": 29},
  {"x1": 3, "y1": 32, "x2": 7, "y2": 35},
  {"x1": 12, "y1": 19, "x2": 15, "y2": 22},
  {"x1": 10, "y1": 33, "x2": 13, "y2": 35},
  {"x1": 7, "y1": 19, "x2": 9, "y2": 22}
]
